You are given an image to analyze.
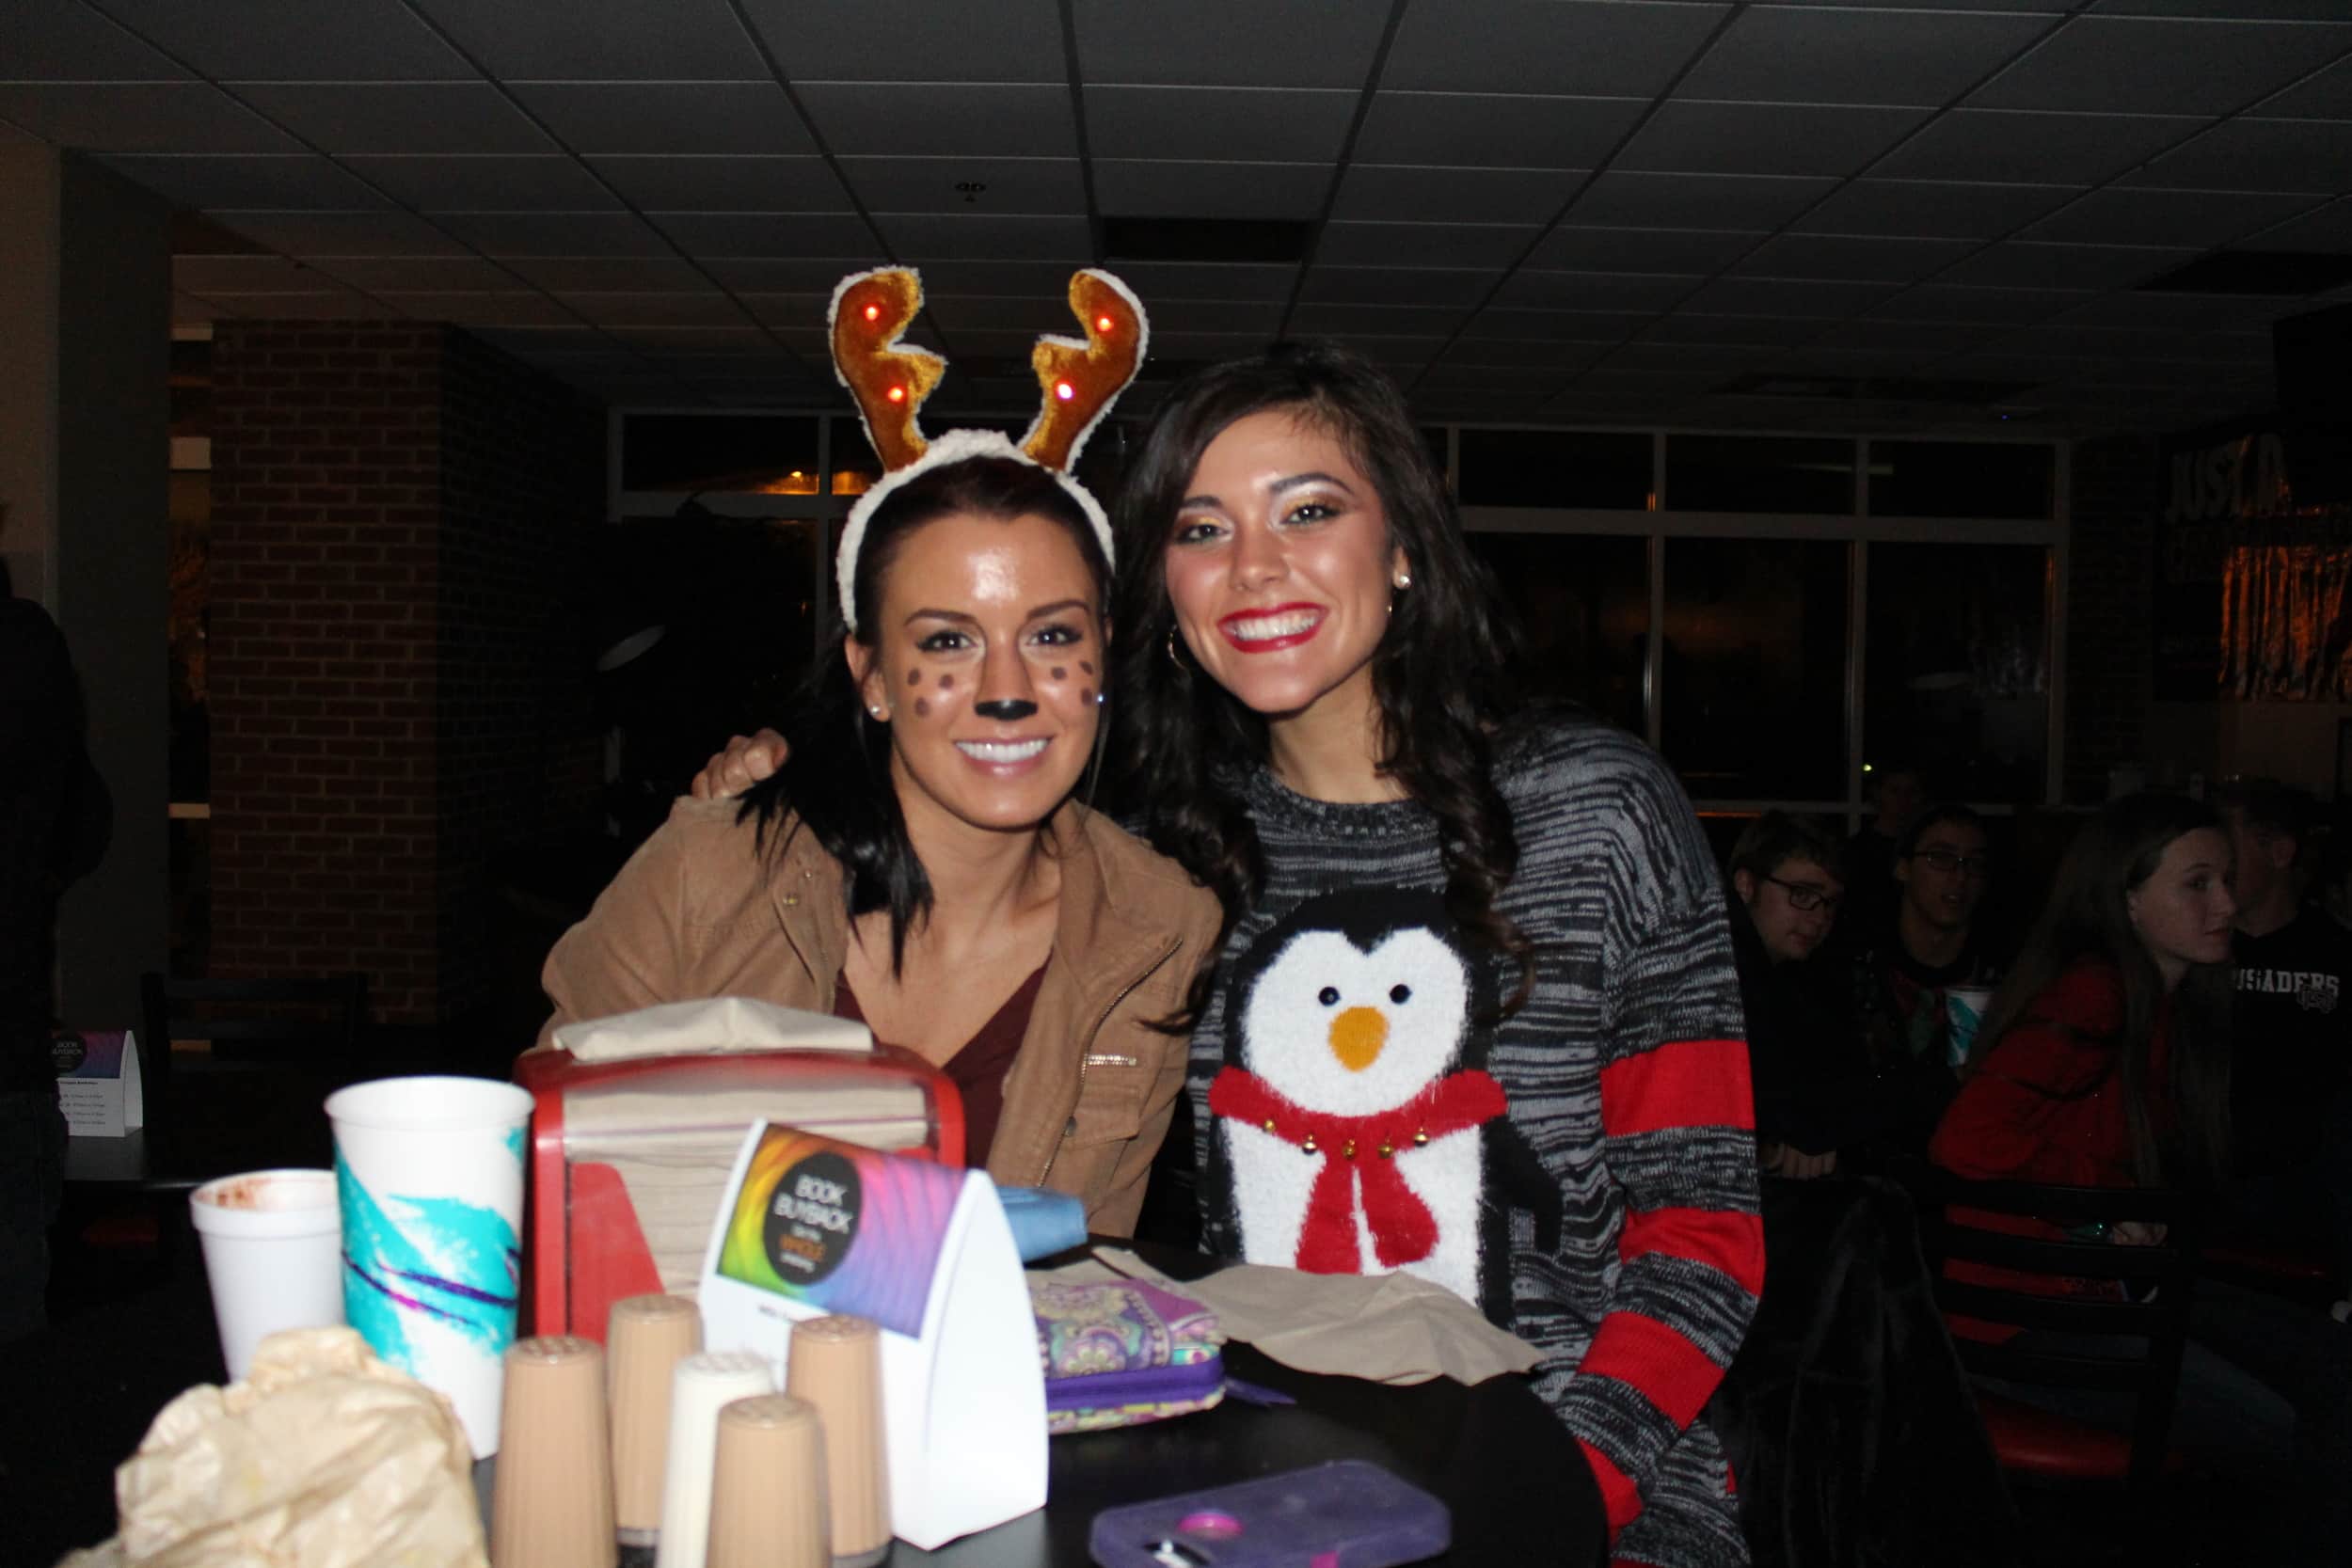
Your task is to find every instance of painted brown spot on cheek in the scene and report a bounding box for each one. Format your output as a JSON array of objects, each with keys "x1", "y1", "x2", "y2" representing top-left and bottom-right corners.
[
  {"x1": 906, "y1": 668, "x2": 921, "y2": 687},
  {"x1": 913, "y1": 697, "x2": 930, "y2": 718},
  {"x1": 1050, "y1": 666, "x2": 1067, "y2": 682},
  {"x1": 937, "y1": 673, "x2": 954, "y2": 690},
  {"x1": 1081, "y1": 686, "x2": 1095, "y2": 705},
  {"x1": 1078, "y1": 660, "x2": 1095, "y2": 676}
]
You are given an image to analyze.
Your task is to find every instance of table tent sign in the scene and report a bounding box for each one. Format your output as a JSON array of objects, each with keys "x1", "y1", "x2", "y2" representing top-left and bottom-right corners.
[
  {"x1": 698, "y1": 1121, "x2": 1045, "y2": 1549},
  {"x1": 56, "y1": 1029, "x2": 143, "y2": 1138}
]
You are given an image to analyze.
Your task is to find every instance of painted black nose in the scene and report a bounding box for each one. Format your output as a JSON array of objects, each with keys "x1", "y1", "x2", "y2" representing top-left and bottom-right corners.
[{"x1": 973, "y1": 698, "x2": 1038, "y2": 721}]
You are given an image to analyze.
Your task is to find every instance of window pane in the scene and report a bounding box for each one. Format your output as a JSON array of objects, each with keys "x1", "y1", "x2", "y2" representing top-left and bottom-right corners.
[
  {"x1": 621, "y1": 414, "x2": 821, "y2": 493},
  {"x1": 1661, "y1": 538, "x2": 1848, "y2": 800},
  {"x1": 1457, "y1": 429, "x2": 1652, "y2": 509},
  {"x1": 1665, "y1": 435, "x2": 1854, "y2": 514},
  {"x1": 1864, "y1": 543, "x2": 2050, "y2": 802},
  {"x1": 1465, "y1": 532, "x2": 1647, "y2": 734},
  {"x1": 1869, "y1": 440, "x2": 2055, "y2": 520}
]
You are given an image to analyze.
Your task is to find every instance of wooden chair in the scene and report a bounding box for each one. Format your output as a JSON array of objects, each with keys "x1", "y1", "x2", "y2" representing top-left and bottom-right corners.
[{"x1": 1909, "y1": 1171, "x2": 2200, "y2": 1513}]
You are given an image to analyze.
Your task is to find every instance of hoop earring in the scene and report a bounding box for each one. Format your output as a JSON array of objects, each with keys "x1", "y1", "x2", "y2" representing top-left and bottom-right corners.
[{"x1": 1166, "y1": 626, "x2": 1187, "y2": 673}]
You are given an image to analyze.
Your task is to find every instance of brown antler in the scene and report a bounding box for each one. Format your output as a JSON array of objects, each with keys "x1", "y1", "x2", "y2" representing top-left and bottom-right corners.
[
  {"x1": 829, "y1": 269, "x2": 945, "y2": 472},
  {"x1": 1023, "y1": 270, "x2": 1148, "y2": 472}
]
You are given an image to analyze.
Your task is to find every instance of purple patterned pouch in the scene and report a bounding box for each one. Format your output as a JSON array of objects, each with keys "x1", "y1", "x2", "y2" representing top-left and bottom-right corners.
[{"x1": 1030, "y1": 1277, "x2": 1227, "y2": 1434}]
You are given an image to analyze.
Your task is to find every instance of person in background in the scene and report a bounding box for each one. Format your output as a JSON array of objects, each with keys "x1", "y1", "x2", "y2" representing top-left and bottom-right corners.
[
  {"x1": 1931, "y1": 792, "x2": 2352, "y2": 1560},
  {"x1": 1837, "y1": 762, "x2": 1925, "y2": 944},
  {"x1": 0, "y1": 554, "x2": 110, "y2": 1340},
  {"x1": 1726, "y1": 813, "x2": 1852, "y2": 1179},
  {"x1": 2215, "y1": 777, "x2": 2352, "y2": 1297},
  {"x1": 1847, "y1": 805, "x2": 1999, "y2": 1108}
]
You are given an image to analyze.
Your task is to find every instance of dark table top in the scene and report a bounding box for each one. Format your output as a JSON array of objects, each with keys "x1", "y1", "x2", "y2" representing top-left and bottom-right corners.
[{"x1": 8, "y1": 1222, "x2": 1603, "y2": 1568}]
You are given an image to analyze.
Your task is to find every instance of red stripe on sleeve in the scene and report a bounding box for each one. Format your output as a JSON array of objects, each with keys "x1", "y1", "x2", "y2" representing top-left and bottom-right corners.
[
  {"x1": 1597, "y1": 1037, "x2": 1753, "y2": 1139},
  {"x1": 1578, "y1": 1436, "x2": 1644, "y2": 1541},
  {"x1": 1619, "y1": 1203, "x2": 1766, "y2": 1294},
  {"x1": 1579, "y1": 1309, "x2": 1734, "y2": 1432}
]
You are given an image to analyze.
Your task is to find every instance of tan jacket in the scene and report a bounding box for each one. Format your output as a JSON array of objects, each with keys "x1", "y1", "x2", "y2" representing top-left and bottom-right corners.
[{"x1": 534, "y1": 797, "x2": 1221, "y2": 1235}]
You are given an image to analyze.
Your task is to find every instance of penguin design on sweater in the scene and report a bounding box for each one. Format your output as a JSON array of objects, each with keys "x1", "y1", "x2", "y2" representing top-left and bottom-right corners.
[{"x1": 1205, "y1": 890, "x2": 1518, "y2": 1310}]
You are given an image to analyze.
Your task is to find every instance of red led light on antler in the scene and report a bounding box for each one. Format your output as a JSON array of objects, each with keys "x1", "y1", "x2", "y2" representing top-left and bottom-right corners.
[
  {"x1": 1096, "y1": 315, "x2": 1114, "y2": 332},
  {"x1": 864, "y1": 303, "x2": 881, "y2": 322},
  {"x1": 886, "y1": 385, "x2": 905, "y2": 403},
  {"x1": 1055, "y1": 381, "x2": 1074, "y2": 401}
]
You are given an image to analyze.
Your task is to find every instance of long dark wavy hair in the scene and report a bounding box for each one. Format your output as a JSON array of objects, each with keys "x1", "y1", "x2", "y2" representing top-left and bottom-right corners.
[
  {"x1": 740, "y1": 452, "x2": 1111, "y2": 973},
  {"x1": 1108, "y1": 341, "x2": 1531, "y2": 1017},
  {"x1": 1970, "y1": 792, "x2": 2232, "y2": 1187}
]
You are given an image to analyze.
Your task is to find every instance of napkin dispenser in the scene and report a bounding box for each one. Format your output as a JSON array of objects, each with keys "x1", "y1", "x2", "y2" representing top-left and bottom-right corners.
[{"x1": 516, "y1": 997, "x2": 965, "y2": 1340}]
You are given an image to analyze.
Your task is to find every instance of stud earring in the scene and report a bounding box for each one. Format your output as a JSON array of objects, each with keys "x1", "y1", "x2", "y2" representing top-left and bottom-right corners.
[
  {"x1": 1393, "y1": 570, "x2": 1412, "y2": 590},
  {"x1": 869, "y1": 704, "x2": 888, "y2": 721}
]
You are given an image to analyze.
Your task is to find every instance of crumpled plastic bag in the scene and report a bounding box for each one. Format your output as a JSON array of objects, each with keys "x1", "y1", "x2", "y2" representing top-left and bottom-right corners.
[{"x1": 56, "y1": 1326, "x2": 487, "y2": 1568}]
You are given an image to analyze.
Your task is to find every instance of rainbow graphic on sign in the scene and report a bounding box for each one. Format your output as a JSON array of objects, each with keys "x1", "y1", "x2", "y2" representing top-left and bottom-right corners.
[{"x1": 715, "y1": 1126, "x2": 963, "y2": 1338}]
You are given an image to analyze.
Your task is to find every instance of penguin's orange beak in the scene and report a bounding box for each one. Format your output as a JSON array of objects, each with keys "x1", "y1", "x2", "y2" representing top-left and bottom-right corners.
[{"x1": 1328, "y1": 1006, "x2": 1388, "y2": 1072}]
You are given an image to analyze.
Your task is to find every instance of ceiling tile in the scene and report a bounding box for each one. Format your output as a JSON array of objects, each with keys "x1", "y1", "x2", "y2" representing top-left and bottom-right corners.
[
  {"x1": 406, "y1": 0, "x2": 768, "y2": 80},
  {"x1": 739, "y1": 293, "x2": 842, "y2": 332},
  {"x1": 741, "y1": 0, "x2": 1064, "y2": 82},
  {"x1": 1316, "y1": 221, "x2": 1538, "y2": 269},
  {"x1": 1567, "y1": 171, "x2": 1839, "y2": 230},
  {"x1": 2129, "y1": 118, "x2": 2352, "y2": 194},
  {"x1": 1467, "y1": 307, "x2": 1654, "y2": 341},
  {"x1": 556, "y1": 291, "x2": 748, "y2": 327},
  {"x1": 1333, "y1": 164, "x2": 1582, "y2": 225},
  {"x1": 1352, "y1": 93, "x2": 1645, "y2": 169},
  {"x1": 303, "y1": 256, "x2": 520, "y2": 291},
  {"x1": 1873, "y1": 109, "x2": 2202, "y2": 183},
  {"x1": 2044, "y1": 291, "x2": 2287, "y2": 330},
  {"x1": 1087, "y1": 86, "x2": 1356, "y2": 163},
  {"x1": 838, "y1": 157, "x2": 1084, "y2": 215},
  {"x1": 1532, "y1": 226, "x2": 1763, "y2": 273},
  {"x1": 1801, "y1": 320, "x2": 1999, "y2": 356},
  {"x1": 1733, "y1": 233, "x2": 1980, "y2": 282},
  {"x1": 1152, "y1": 329, "x2": 1285, "y2": 360},
  {"x1": 1637, "y1": 313, "x2": 1828, "y2": 346},
  {"x1": 232, "y1": 84, "x2": 554, "y2": 156},
  {"x1": 1, "y1": 0, "x2": 188, "y2": 80},
  {"x1": 903, "y1": 260, "x2": 1083, "y2": 296},
  {"x1": 468, "y1": 325, "x2": 617, "y2": 356},
  {"x1": 345, "y1": 154, "x2": 618, "y2": 212},
  {"x1": 915, "y1": 293, "x2": 1069, "y2": 335},
  {"x1": 103, "y1": 0, "x2": 472, "y2": 79},
  {"x1": 1862, "y1": 285, "x2": 2089, "y2": 325},
  {"x1": 1614, "y1": 102, "x2": 1930, "y2": 178},
  {"x1": 2247, "y1": 195, "x2": 2352, "y2": 250},
  {"x1": 1934, "y1": 240, "x2": 2195, "y2": 289},
  {"x1": 501, "y1": 256, "x2": 710, "y2": 292},
  {"x1": 1384, "y1": 1, "x2": 1730, "y2": 97},
  {"x1": 1604, "y1": 341, "x2": 1776, "y2": 374},
  {"x1": 796, "y1": 84, "x2": 1077, "y2": 158},
  {"x1": 1795, "y1": 179, "x2": 2080, "y2": 240},
  {"x1": 181, "y1": 286, "x2": 396, "y2": 318},
  {"x1": 588, "y1": 155, "x2": 847, "y2": 213},
  {"x1": 1970, "y1": 17, "x2": 2352, "y2": 117},
  {"x1": 1138, "y1": 297, "x2": 1284, "y2": 336},
  {"x1": 1438, "y1": 336, "x2": 1609, "y2": 370},
  {"x1": 2253, "y1": 52, "x2": 2352, "y2": 117},
  {"x1": 1678, "y1": 277, "x2": 1899, "y2": 317},
  {"x1": 171, "y1": 254, "x2": 312, "y2": 292},
  {"x1": 208, "y1": 210, "x2": 470, "y2": 256},
  {"x1": 1100, "y1": 261, "x2": 1300, "y2": 301},
  {"x1": 1492, "y1": 271, "x2": 1697, "y2": 311},
  {"x1": 872, "y1": 213, "x2": 1093, "y2": 261},
  {"x1": 1301, "y1": 268, "x2": 1498, "y2": 307},
  {"x1": 376, "y1": 291, "x2": 580, "y2": 325},
  {"x1": 649, "y1": 212, "x2": 877, "y2": 255},
  {"x1": 434, "y1": 210, "x2": 675, "y2": 256},
  {"x1": 1677, "y1": 8, "x2": 2054, "y2": 107},
  {"x1": 1073, "y1": 0, "x2": 1392, "y2": 87},
  {"x1": 505, "y1": 84, "x2": 815, "y2": 156},
  {"x1": 2023, "y1": 186, "x2": 2324, "y2": 247},
  {"x1": 1094, "y1": 159, "x2": 1332, "y2": 219},
  {"x1": 100, "y1": 153, "x2": 389, "y2": 209},
  {"x1": 704, "y1": 256, "x2": 882, "y2": 291},
  {"x1": 0, "y1": 84, "x2": 294, "y2": 154}
]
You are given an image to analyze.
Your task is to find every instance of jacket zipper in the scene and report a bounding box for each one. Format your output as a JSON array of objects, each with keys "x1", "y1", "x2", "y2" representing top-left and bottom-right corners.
[
  {"x1": 1038, "y1": 935, "x2": 1181, "y2": 1186},
  {"x1": 1044, "y1": 1353, "x2": 1225, "y2": 1411}
]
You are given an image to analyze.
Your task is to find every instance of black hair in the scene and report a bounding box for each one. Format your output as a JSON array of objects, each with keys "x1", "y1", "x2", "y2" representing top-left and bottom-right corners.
[
  {"x1": 1108, "y1": 341, "x2": 1532, "y2": 1019},
  {"x1": 1727, "y1": 811, "x2": 1844, "y2": 891},
  {"x1": 1897, "y1": 802, "x2": 1990, "y2": 860},
  {"x1": 739, "y1": 452, "x2": 1110, "y2": 973},
  {"x1": 2214, "y1": 776, "x2": 2312, "y2": 864},
  {"x1": 1972, "y1": 792, "x2": 2232, "y2": 1187}
]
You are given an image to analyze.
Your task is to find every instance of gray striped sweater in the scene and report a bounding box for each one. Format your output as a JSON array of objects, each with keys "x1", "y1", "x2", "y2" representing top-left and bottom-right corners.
[{"x1": 1187, "y1": 714, "x2": 1763, "y2": 1567}]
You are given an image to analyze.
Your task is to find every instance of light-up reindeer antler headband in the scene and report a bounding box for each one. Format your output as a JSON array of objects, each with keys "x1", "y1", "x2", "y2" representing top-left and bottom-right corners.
[{"x1": 828, "y1": 265, "x2": 1150, "y2": 633}]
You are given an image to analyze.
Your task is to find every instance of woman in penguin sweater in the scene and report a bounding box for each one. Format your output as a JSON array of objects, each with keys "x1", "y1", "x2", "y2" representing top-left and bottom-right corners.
[{"x1": 1110, "y1": 343, "x2": 1764, "y2": 1568}]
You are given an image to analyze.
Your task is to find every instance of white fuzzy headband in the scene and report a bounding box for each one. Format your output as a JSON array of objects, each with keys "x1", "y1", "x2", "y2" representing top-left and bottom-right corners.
[{"x1": 828, "y1": 266, "x2": 1149, "y2": 633}]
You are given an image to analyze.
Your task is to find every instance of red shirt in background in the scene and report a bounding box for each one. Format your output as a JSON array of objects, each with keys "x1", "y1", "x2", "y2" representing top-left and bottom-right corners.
[{"x1": 1929, "y1": 958, "x2": 2173, "y2": 1340}]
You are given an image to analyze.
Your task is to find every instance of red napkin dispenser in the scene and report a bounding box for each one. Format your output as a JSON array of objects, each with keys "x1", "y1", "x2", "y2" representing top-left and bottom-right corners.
[{"x1": 516, "y1": 1043, "x2": 964, "y2": 1339}]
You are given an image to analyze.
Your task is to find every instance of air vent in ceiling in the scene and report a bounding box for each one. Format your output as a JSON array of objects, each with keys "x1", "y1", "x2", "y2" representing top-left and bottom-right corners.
[
  {"x1": 1720, "y1": 372, "x2": 2039, "y2": 404},
  {"x1": 1100, "y1": 216, "x2": 1313, "y2": 264},
  {"x1": 2138, "y1": 250, "x2": 2352, "y2": 296}
]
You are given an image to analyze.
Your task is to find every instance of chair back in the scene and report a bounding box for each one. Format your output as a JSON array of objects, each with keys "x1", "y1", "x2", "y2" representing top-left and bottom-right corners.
[{"x1": 1909, "y1": 1170, "x2": 2199, "y2": 1496}]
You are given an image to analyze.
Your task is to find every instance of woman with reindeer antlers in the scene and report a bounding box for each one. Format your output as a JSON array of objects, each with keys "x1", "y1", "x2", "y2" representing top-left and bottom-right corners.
[{"x1": 534, "y1": 269, "x2": 1220, "y2": 1236}]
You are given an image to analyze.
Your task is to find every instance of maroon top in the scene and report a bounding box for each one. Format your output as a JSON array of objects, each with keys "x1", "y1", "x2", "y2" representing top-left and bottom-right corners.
[{"x1": 833, "y1": 962, "x2": 1047, "y2": 1168}]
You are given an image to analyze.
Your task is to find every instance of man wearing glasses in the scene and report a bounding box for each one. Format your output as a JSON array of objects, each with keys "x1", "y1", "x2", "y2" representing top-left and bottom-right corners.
[
  {"x1": 1851, "y1": 805, "x2": 2000, "y2": 1083},
  {"x1": 1725, "y1": 814, "x2": 1859, "y2": 1179}
]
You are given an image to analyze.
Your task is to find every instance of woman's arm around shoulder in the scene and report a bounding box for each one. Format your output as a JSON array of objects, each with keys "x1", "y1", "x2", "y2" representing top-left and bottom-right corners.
[{"x1": 529, "y1": 796, "x2": 762, "y2": 1058}]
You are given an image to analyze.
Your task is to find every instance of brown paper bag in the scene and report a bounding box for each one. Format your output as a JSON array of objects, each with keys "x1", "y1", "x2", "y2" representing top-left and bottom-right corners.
[{"x1": 56, "y1": 1326, "x2": 488, "y2": 1568}]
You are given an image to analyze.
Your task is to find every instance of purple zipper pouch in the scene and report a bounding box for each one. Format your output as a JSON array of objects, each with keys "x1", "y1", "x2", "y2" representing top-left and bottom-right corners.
[{"x1": 1030, "y1": 1276, "x2": 1227, "y2": 1434}]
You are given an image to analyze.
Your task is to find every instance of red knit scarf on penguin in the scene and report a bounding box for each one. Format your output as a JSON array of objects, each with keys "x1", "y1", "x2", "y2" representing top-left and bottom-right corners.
[{"x1": 1207, "y1": 1066, "x2": 1506, "y2": 1274}]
